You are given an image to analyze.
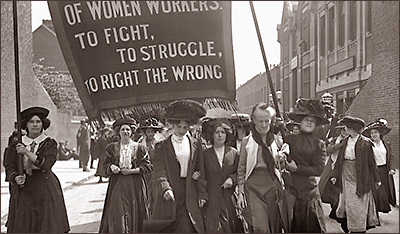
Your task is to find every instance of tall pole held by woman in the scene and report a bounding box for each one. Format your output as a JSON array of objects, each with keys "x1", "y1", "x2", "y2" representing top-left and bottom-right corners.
[{"x1": 12, "y1": 1, "x2": 24, "y2": 179}]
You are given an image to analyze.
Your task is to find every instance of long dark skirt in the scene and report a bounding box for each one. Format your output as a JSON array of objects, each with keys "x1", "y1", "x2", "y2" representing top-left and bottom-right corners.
[
  {"x1": 99, "y1": 173, "x2": 149, "y2": 233},
  {"x1": 292, "y1": 186, "x2": 326, "y2": 233},
  {"x1": 7, "y1": 170, "x2": 70, "y2": 233},
  {"x1": 373, "y1": 165, "x2": 395, "y2": 213},
  {"x1": 160, "y1": 178, "x2": 196, "y2": 233}
]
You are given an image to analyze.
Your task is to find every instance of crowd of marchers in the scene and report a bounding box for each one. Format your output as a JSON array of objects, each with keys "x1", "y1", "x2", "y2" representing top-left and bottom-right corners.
[{"x1": 3, "y1": 94, "x2": 396, "y2": 233}]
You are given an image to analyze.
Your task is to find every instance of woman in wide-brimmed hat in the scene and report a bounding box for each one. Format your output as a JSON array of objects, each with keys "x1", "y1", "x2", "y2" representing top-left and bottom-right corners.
[
  {"x1": 229, "y1": 113, "x2": 251, "y2": 151},
  {"x1": 201, "y1": 118, "x2": 243, "y2": 233},
  {"x1": 137, "y1": 117, "x2": 164, "y2": 215},
  {"x1": 99, "y1": 118, "x2": 153, "y2": 233},
  {"x1": 285, "y1": 98, "x2": 328, "y2": 233},
  {"x1": 362, "y1": 118, "x2": 396, "y2": 214},
  {"x1": 285, "y1": 120, "x2": 301, "y2": 134},
  {"x1": 150, "y1": 99, "x2": 207, "y2": 233},
  {"x1": 330, "y1": 116, "x2": 381, "y2": 233},
  {"x1": 4, "y1": 106, "x2": 70, "y2": 233}
]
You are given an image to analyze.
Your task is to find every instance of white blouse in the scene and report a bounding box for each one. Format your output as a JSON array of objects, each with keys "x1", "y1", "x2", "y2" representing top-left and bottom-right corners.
[
  {"x1": 119, "y1": 139, "x2": 137, "y2": 169},
  {"x1": 214, "y1": 146, "x2": 225, "y2": 167},
  {"x1": 344, "y1": 135, "x2": 359, "y2": 160},
  {"x1": 171, "y1": 134, "x2": 190, "y2": 178},
  {"x1": 372, "y1": 140, "x2": 387, "y2": 166}
]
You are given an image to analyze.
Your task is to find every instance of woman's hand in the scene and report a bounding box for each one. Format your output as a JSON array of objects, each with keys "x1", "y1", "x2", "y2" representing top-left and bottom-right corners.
[
  {"x1": 286, "y1": 160, "x2": 298, "y2": 172},
  {"x1": 237, "y1": 192, "x2": 247, "y2": 209},
  {"x1": 15, "y1": 174, "x2": 26, "y2": 185},
  {"x1": 221, "y1": 177, "x2": 233, "y2": 189},
  {"x1": 163, "y1": 189, "x2": 175, "y2": 201},
  {"x1": 376, "y1": 182, "x2": 382, "y2": 189},
  {"x1": 198, "y1": 199, "x2": 206, "y2": 207},
  {"x1": 192, "y1": 171, "x2": 201, "y2": 180},
  {"x1": 110, "y1": 164, "x2": 120, "y2": 174},
  {"x1": 330, "y1": 177, "x2": 337, "y2": 184},
  {"x1": 389, "y1": 170, "x2": 396, "y2": 176},
  {"x1": 15, "y1": 143, "x2": 28, "y2": 155}
]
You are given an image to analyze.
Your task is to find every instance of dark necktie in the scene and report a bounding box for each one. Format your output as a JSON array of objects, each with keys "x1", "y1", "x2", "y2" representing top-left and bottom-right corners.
[{"x1": 24, "y1": 141, "x2": 37, "y2": 175}]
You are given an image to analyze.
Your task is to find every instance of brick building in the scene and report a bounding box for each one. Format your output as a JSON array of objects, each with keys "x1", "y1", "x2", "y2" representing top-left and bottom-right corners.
[
  {"x1": 278, "y1": 1, "x2": 373, "y2": 115},
  {"x1": 1, "y1": 2, "x2": 77, "y2": 169},
  {"x1": 346, "y1": 1, "x2": 399, "y2": 166},
  {"x1": 236, "y1": 65, "x2": 281, "y2": 114},
  {"x1": 33, "y1": 20, "x2": 69, "y2": 72}
]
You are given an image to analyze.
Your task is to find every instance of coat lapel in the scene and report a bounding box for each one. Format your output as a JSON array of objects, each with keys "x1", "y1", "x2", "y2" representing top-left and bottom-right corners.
[{"x1": 210, "y1": 147, "x2": 224, "y2": 177}]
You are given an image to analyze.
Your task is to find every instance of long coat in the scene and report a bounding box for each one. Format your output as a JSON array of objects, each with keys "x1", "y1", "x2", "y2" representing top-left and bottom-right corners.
[
  {"x1": 99, "y1": 140, "x2": 153, "y2": 233},
  {"x1": 151, "y1": 135, "x2": 207, "y2": 233},
  {"x1": 203, "y1": 146, "x2": 242, "y2": 233},
  {"x1": 4, "y1": 136, "x2": 70, "y2": 233},
  {"x1": 332, "y1": 135, "x2": 380, "y2": 196}
]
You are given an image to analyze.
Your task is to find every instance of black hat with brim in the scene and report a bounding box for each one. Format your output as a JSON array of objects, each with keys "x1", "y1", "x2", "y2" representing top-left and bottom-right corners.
[
  {"x1": 112, "y1": 118, "x2": 137, "y2": 130},
  {"x1": 288, "y1": 98, "x2": 329, "y2": 126},
  {"x1": 21, "y1": 106, "x2": 49, "y2": 120},
  {"x1": 164, "y1": 99, "x2": 206, "y2": 125},
  {"x1": 138, "y1": 117, "x2": 163, "y2": 131},
  {"x1": 362, "y1": 119, "x2": 391, "y2": 137},
  {"x1": 285, "y1": 121, "x2": 301, "y2": 132},
  {"x1": 338, "y1": 116, "x2": 365, "y2": 132}
]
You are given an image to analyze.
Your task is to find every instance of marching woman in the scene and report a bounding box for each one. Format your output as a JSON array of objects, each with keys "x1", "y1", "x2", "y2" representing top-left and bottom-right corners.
[
  {"x1": 151, "y1": 99, "x2": 208, "y2": 233},
  {"x1": 285, "y1": 98, "x2": 327, "y2": 233},
  {"x1": 201, "y1": 118, "x2": 243, "y2": 233},
  {"x1": 99, "y1": 118, "x2": 153, "y2": 233},
  {"x1": 137, "y1": 117, "x2": 164, "y2": 214},
  {"x1": 4, "y1": 106, "x2": 70, "y2": 233},
  {"x1": 331, "y1": 116, "x2": 381, "y2": 233},
  {"x1": 94, "y1": 127, "x2": 113, "y2": 183},
  {"x1": 362, "y1": 118, "x2": 396, "y2": 213}
]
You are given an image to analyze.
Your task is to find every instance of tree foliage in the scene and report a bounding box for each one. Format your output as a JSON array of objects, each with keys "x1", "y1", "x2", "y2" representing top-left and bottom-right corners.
[{"x1": 34, "y1": 59, "x2": 85, "y2": 116}]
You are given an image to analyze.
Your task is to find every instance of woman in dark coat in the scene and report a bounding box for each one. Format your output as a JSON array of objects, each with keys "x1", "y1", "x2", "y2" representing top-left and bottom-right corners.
[
  {"x1": 151, "y1": 100, "x2": 208, "y2": 233},
  {"x1": 95, "y1": 127, "x2": 113, "y2": 183},
  {"x1": 331, "y1": 116, "x2": 381, "y2": 233},
  {"x1": 99, "y1": 118, "x2": 153, "y2": 233},
  {"x1": 285, "y1": 98, "x2": 328, "y2": 233},
  {"x1": 202, "y1": 118, "x2": 243, "y2": 233},
  {"x1": 362, "y1": 118, "x2": 396, "y2": 213},
  {"x1": 4, "y1": 107, "x2": 70, "y2": 233}
]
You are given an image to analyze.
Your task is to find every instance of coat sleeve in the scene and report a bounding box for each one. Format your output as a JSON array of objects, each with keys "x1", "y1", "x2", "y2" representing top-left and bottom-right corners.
[
  {"x1": 152, "y1": 141, "x2": 173, "y2": 196},
  {"x1": 237, "y1": 137, "x2": 249, "y2": 194},
  {"x1": 227, "y1": 147, "x2": 239, "y2": 186},
  {"x1": 34, "y1": 138, "x2": 58, "y2": 172},
  {"x1": 194, "y1": 140, "x2": 208, "y2": 201},
  {"x1": 4, "y1": 142, "x2": 19, "y2": 184},
  {"x1": 137, "y1": 144, "x2": 153, "y2": 174},
  {"x1": 103, "y1": 143, "x2": 115, "y2": 176}
]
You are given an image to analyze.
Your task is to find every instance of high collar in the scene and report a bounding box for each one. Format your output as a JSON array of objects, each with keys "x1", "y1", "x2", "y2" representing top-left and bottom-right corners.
[{"x1": 22, "y1": 133, "x2": 47, "y2": 145}]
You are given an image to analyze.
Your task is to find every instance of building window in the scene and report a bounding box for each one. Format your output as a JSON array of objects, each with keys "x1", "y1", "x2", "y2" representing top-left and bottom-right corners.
[
  {"x1": 338, "y1": 1, "x2": 345, "y2": 47},
  {"x1": 319, "y1": 15, "x2": 326, "y2": 57},
  {"x1": 302, "y1": 67, "x2": 310, "y2": 98},
  {"x1": 365, "y1": 1, "x2": 372, "y2": 34},
  {"x1": 292, "y1": 69, "x2": 297, "y2": 105},
  {"x1": 328, "y1": 6, "x2": 335, "y2": 52},
  {"x1": 283, "y1": 30, "x2": 289, "y2": 65},
  {"x1": 350, "y1": 1, "x2": 357, "y2": 41},
  {"x1": 291, "y1": 31, "x2": 297, "y2": 58},
  {"x1": 301, "y1": 9, "x2": 309, "y2": 53}
]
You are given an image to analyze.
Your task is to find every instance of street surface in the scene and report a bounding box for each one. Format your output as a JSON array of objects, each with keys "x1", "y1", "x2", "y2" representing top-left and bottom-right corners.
[{"x1": 1, "y1": 160, "x2": 399, "y2": 233}]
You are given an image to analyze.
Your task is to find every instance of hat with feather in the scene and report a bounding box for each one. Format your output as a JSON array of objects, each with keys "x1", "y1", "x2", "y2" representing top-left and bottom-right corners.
[
  {"x1": 362, "y1": 118, "x2": 391, "y2": 137},
  {"x1": 138, "y1": 117, "x2": 163, "y2": 131},
  {"x1": 288, "y1": 98, "x2": 329, "y2": 126},
  {"x1": 164, "y1": 99, "x2": 206, "y2": 125}
]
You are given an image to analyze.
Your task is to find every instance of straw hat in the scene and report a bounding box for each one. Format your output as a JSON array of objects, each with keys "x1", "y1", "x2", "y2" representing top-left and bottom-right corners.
[
  {"x1": 338, "y1": 116, "x2": 365, "y2": 133},
  {"x1": 362, "y1": 118, "x2": 391, "y2": 137}
]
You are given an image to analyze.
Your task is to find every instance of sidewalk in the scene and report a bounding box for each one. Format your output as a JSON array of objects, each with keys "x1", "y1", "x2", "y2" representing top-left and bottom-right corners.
[{"x1": 1, "y1": 159, "x2": 96, "y2": 231}]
